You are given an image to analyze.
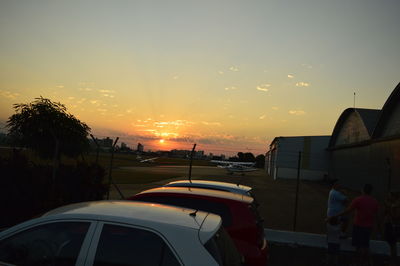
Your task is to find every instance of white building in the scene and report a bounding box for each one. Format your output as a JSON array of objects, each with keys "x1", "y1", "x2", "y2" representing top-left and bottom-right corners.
[{"x1": 265, "y1": 136, "x2": 330, "y2": 181}]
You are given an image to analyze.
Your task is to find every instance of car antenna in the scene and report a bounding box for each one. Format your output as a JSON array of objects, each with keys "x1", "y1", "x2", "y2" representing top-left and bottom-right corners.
[
  {"x1": 190, "y1": 209, "x2": 198, "y2": 217},
  {"x1": 188, "y1": 143, "x2": 196, "y2": 183}
]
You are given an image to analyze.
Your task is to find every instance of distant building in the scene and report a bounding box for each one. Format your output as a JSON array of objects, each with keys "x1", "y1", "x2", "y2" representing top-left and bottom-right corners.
[
  {"x1": 328, "y1": 83, "x2": 400, "y2": 198},
  {"x1": 137, "y1": 143, "x2": 144, "y2": 153},
  {"x1": 170, "y1": 149, "x2": 190, "y2": 158},
  {"x1": 195, "y1": 150, "x2": 205, "y2": 158},
  {"x1": 265, "y1": 136, "x2": 330, "y2": 181}
]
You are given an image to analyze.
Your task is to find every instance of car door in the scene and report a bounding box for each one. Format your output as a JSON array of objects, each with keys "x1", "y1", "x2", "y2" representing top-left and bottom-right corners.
[
  {"x1": 84, "y1": 222, "x2": 183, "y2": 266},
  {"x1": 0, "y1": 219, "x2": 97, "y2": 266}
]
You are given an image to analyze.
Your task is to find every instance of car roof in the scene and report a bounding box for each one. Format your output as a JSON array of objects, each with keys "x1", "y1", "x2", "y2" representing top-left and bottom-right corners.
[
  {"x1": 136, "y1": 187, "x2": 253, "y2": 204},
  {"x1": 165, "y1": 180, "x2": 252, "y2": 194},
  {"x1": 43, "y1": 200, "x2": 221, "y2": 242}
]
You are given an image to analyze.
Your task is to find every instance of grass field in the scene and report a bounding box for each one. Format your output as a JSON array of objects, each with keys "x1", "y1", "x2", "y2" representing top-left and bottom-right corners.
[{"x1": 0, "y1": 147, "x2": 212, "y2": 184}]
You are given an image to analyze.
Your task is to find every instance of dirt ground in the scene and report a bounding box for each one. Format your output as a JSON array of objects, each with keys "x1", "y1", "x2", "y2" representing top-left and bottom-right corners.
[{"x1": 110, "y1": 165, "x2": 339, "y2": 234}]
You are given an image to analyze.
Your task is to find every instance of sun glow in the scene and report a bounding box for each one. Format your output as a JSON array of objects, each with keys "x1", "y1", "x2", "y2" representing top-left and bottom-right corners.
[{"x1": 159, "y1": 139, "x2": 165, "y2": 144}]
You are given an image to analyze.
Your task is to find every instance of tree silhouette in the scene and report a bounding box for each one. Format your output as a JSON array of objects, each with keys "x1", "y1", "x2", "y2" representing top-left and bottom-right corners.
[{"x1": 7, "y1": 97, "x2": 91, "y2": 160}]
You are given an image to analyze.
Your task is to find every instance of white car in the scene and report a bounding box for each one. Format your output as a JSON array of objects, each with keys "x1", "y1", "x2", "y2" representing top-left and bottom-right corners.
[
  {"x1": 0, "y1": 201, "x2": 242, "y2": 266},
  {"x1": 164, "y1": 180, "x2": 254, "y2": 197}
]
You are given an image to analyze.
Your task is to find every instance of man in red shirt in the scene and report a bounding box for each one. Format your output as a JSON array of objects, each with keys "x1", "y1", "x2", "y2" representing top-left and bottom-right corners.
[{"x1": 331, "y1": 184, "x2": 380, "y2": 266}]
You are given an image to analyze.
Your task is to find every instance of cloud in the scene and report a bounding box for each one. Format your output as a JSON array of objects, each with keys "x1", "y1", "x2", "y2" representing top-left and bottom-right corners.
[
  {"x1": 218, "y1": 71, "x2": 224, "y2": 75},
  {"x1": 287, "y1": 74, "x2": 294, "y2": 79},
  {"x1": 271, "y1": 106, "x2": 279, "y2": 110},
  {"x1": 98, "y1": 89, "x2": 116, "y2": 98},
  {"x1": 256, "y1": 84, "x2": 271, "y2": 92},
  {"x1": 77, "y1": 98, "x2": 86, "y2": 104},
  {"x1": 201, "y1": 121, "x2": 222, "y2": 126},
  {"x1": 295, "y1": 82, "x2": 310, "y2": 87},
  {"x1": 68, "y1": 97, "x2": 75, "y2": 100},
  {"x1": 56, "y1": 85, "x2": 64, "y2": 89},
  {"x1": 259, "y1": 114, "x2": 267, "y2": 120},
  {"x1": 0, "y1": 90, "x2": 20, "y2": 99},
  {"x1": 99, "y1": 89, "x2": 115, "y2": 93},
  {"x1": 101, "y1": 94, "x2": 115, "y2": 98},
  {"x1": 229, "y1": 66, "x2": 239, "y2": 72},
  {"x1": 173, "y1": 75, "x2": 179, "y2": 80},
  {"x1": 79, "y1": 87, "x2": 93, "y2": 91},
  {"x1": 224, "y1": 86, "x2": 238, "y2": 91},
  {"x1": 301, "y1": 63, "x2": 313, "y2": 69},
  {"x1": 289, "y1": 110, "x2": 306, "y2": 115}
]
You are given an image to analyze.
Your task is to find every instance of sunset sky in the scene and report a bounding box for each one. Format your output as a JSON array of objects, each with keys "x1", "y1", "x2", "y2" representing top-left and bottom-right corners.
[{"x1": 0, "y1": 0, "x2": 399, "y2": 156}]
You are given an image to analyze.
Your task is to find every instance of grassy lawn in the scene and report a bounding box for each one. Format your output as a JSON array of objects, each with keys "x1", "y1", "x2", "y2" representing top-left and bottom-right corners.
[
  {"x1": 0, "y1": 147, "x2": 209, "y2": 185},
  {"x1": 109, "y1": 169, "x2": 180, "y2": 184},
  {"x1": 0, "y1": 147, "x2": 212, "y2": 168}
]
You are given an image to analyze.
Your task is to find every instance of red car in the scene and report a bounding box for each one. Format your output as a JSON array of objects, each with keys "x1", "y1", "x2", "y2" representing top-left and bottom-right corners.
[{"x1": 128, "y1": 187, "x2": 268, "y2": 266}]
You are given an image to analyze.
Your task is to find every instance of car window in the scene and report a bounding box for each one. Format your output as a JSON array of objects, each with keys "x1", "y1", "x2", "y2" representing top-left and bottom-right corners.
[
  {"x1": 0, "y1": 221, "x2": 90, "y2": 266},
  {"x1": 135, "y1": 196, "x2": 233, "y2": 227},
  {"x1": 204, "y1": 227, "x2": 242, "y2": 266},
  {"x1": 93, "y1": 224, "x2": 180, "y2": 266}
]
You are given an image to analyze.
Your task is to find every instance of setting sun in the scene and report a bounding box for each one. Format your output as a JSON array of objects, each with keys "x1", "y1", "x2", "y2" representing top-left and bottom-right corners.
[{"x1": 159, "y1": 139, "x2": 165, "y2": 144}]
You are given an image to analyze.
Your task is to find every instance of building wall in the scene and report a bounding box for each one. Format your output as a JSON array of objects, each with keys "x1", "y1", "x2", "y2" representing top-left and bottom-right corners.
[
  {"x1": 382, "y1": 103, "x2": 400, "y2": 137},
  {"x1": 269, "y1": 136, "x2": 330, "y2": 180},
  {"x1": 331, "y1": 138, "x2": 400, "y2": 200},
  {"x1": 275, "y1": 167, "x2": 328, "y2": 181},
  {"x1": 335, "y1": 112, "x2": 370, "y2": 146}
]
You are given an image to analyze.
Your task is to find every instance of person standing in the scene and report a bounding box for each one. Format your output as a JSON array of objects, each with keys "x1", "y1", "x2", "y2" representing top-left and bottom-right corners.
[
  {"x1": 327, "y1": 179, "x2": 349, "y2": 238},
  {"x1": 330, "y1": 184, "x2": 379, "y2": 266},
  {"x1": 326, "y1": 216, "x2": 341, "y2": 266}
]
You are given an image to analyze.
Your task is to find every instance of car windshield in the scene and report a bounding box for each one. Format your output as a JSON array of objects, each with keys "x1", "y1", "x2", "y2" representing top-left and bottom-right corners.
[{"x1": 204, "y1": 227, "x2": 242, "y2": 266}]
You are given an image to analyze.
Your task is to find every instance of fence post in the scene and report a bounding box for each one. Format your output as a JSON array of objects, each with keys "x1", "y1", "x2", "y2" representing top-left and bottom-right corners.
[
  {"x1": 107, "y1": 137, "x2": 119, "y2": 200},
  {"x1": 188, "y1": 144, "x2": 197, "y2": 183},
  {"x1": 387, "y1": 158, "x2": 391, "y2": 193},
  {"x1": 293, "y1": 151, "x2": 302, "y2": 231},
  {"x1": 90, "y1": 134, "x2": 100, "y2": 164}
]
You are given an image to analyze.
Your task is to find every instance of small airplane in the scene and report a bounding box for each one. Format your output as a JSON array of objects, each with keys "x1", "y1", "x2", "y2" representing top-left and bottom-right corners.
[
  {"x1": 210, "y1": 160, "x2": 258, "y2": 175},
  {"x1": 140, "y1": 157, "x2": 159, "y2": 163},
  {"x1": 136, "y1": 156, "x2": 159, "y2": 163}
]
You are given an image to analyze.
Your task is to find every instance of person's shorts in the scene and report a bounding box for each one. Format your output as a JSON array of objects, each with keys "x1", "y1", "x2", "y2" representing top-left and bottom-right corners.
[
  {"x1": 327, "y1": 243, "x2": 340, "y2": 254},
  {"x1": 339, "y1": 215, "x2": 349, "y2": 223},
  {"x1": 384, "y1": 223, "x2": 400, "y2": 244},
  {"x1": 352, "y1": 225, "x2": 372, "y2": 248}
]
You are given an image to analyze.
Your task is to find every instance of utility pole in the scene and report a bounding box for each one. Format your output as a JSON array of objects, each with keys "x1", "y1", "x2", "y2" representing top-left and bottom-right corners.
[{"x1": 293, "y1": 151, "x2": 302, "y2": 231}]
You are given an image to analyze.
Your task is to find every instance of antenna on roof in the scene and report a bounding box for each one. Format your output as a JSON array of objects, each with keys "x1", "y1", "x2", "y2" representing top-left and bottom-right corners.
[
  {"x1": 188, "y1": 143, "x2": 197, "y2": 183},
  {"x1": 353, "y1": 92, "x2": 356, "y2": 109},
  {"x1": 189, "y1": 210, "x2": 198, "y2": 217}
]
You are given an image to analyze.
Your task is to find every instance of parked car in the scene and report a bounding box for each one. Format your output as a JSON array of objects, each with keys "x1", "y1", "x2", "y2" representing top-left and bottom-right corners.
[
  {"x1": 129, "y1": 187, "x2": 268, "y2": 266},
  {"x1": 0, "y1": 201, "x2": 243, "y2": 266},
  {"x1": 163, "y1": 179, "x2": 260, "y2": 206},
  {"x1": 164, "y1": 179, "x2": 252, "y2": 196}
]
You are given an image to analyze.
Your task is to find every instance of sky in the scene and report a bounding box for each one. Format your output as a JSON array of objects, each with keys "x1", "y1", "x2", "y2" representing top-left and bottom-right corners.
[{"x1": 0, "y1": 0, "x2": 399, "y2": 156}]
